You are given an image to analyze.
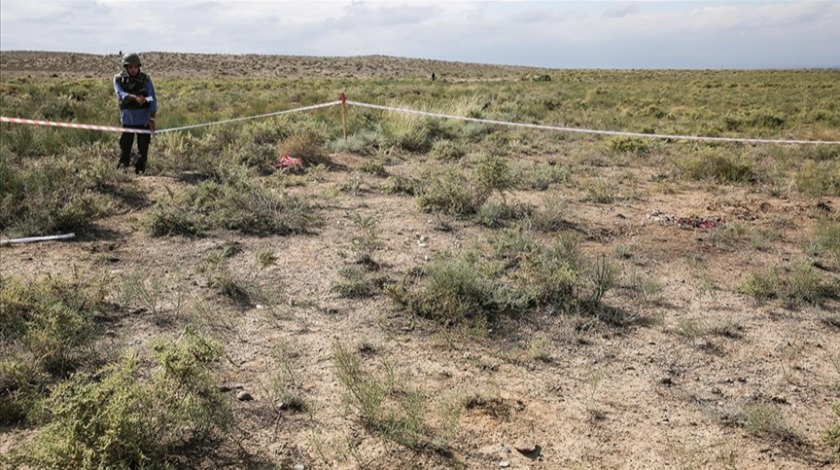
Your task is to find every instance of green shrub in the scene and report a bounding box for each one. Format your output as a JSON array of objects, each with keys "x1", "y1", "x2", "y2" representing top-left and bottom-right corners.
[
  {"x1": 474, "y1": 202, "x2": 534, "y2": 229},
  {"x1": 384, "y1": 175, "x2": 420, "y2": 195},
  {"x1": 16, "y1": 330, "x2": 232, "y2": 469},
  {"x1": 582, "y1": 178, "x2": 616, "y2": 204},
  {"x1": 146, "y1": 176, "x2": 317, "y2": 236},
  {"x1": 805, "y1": 221, "x2": 840, "y2": 264},
  {"x1": 519, "y1": 235, "x2": 582, "y2": 308},
  {"x1": 796, "y1": 160, "x2": 840, "y2": 196},
  {"x1": 276, "y1": 129, "x2": 326, "y2": 165},
  {"x1": 607, "y1": 136, "x2": 651, "y2": 156},
  {"x1": 430, "y1": 139, "x2": 466, "y2": 161},
  {"x1": 332, "y1": 342, "x2": 453, "y2": 451},
  {"x1": 743, "y1": 403, "x2": 800, "y2": 443},
  {"x1": 0, "y1": 154, "x2": 122, "y2": 237},
  {"x1": 473, "y1": 153, "x2": 513, "y2": 200},
  {"x1": 513, "y1": 162, "x2": 570, "y2": 191},
  {"x1": 739, "y1": 260, "x2": 837, "y2": 308},
  {"x1": 1, "y1": 275, "x2": 107, "y2": 424},
  {"x1": 389, "y1": 252, "x2": 529, "y2": 328},
  {"x1": 415, "y1": 167, "x2": 487, "y2": 216},
  {"x1": 826, "y1": 402, "x2": 840, "y2": 461},
  {"x1": 677, "y1": 148, "x2": 756, "y2": 183},
  {"x1": 333, "y1": 266, "x2": 388, "y2": 298},
  {"x1": 383, "y1": 115, "x2": 449, "y2": 153}
]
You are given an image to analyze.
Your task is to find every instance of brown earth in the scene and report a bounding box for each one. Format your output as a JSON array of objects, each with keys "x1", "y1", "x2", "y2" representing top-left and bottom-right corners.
[
  {"x1": 1, "y1": 54, "x2": 838, "y2": 469},
  {"x1": 0, "y1": 51, "x2": 549, "y2": 80}
]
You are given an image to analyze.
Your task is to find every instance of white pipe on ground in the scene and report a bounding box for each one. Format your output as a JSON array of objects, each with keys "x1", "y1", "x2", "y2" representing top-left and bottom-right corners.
[{"x1": 0, "y1": 233, "x2": 75, "y2": 246}]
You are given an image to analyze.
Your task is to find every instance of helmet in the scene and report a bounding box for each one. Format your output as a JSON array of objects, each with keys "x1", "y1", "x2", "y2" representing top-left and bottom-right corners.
[{"x1": 122, "y1": 53, "x2": 142, "y2": 67}]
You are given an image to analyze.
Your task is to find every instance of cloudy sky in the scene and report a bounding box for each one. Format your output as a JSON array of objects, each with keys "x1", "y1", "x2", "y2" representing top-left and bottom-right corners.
[{"x1": 1, "y1": 0, "x2": 838, "y2": 69}]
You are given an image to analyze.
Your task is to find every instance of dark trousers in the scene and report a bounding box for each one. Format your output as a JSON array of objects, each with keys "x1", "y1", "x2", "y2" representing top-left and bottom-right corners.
[{"x1": 119, "y1": 125, "x2": 151, "y2": 172}]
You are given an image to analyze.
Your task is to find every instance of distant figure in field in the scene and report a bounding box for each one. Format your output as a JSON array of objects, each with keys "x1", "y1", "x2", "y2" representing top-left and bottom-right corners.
[
  {"x1": 431, "y1": 72, "x2": 436, "y2": 81},
  {"x1": 113, "y1": 52, "x2": 157, "y2": 175}
]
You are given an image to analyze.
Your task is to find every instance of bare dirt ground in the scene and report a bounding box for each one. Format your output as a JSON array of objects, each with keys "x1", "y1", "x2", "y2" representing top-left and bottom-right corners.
[{"x1": 1, "y1": 53, "x2": 838, "y2": 469}]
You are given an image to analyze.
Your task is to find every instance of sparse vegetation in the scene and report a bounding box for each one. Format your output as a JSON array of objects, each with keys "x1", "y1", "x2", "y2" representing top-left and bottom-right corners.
[
  {"x1": 2, "y1": 54, "x2": 840, "y2": 469},
  {"x1": 146, "y1": 172, "x2": 317, "y2": 236},
  {"x1": 826, "y1": 402, "x2": 840, "y2": 461},
  {"x1": 739, "y1": 259, "x2": 838, "y2": 308},
  {"x1": 333, "y1": 342, "x2": 455, "y2": 451}
]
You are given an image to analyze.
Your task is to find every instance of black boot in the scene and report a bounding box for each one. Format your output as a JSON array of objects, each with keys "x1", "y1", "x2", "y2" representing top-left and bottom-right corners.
[
  {"x1": 118, "y1": 151, "x2": 130, "y2": 169},
  {"x1": 135, "y1": 154, "x2": 147, "y2": 175}
]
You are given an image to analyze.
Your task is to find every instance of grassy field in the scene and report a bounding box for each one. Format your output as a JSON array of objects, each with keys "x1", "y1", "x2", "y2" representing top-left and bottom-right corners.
[{"x1": 1, "y1": 52, "x2": 840, "y2": 469}]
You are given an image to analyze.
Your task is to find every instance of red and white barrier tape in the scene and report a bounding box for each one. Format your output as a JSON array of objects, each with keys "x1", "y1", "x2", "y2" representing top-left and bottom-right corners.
[
  {"x1": 0, "y1": 116, "x2": 151, "y2": 134},
  {"x1": 156, "y1": 100, "x2": 341, "y2": 134},
  {"x1": 348, "y1": 101, "x2": 840, "y2": 145},
  {"x1": 0, "y1": 101, "x2": 342, "y2": 136},
  {"x1": 3, "y1": 99, "x2": 839, "y2": 145}
]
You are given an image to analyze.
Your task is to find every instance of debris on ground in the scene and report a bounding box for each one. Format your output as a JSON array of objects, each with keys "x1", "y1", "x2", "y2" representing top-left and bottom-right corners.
[
  {"x1": 276, "y1": 154, "x2": 304, "y2": 171},
  {"x1": 648, "y1": 210, "x2": 727, "y2": 229}
]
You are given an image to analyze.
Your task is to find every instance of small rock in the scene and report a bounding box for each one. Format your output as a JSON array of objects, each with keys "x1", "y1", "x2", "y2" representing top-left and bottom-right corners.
[
  {"x1": 499, "y1": 461, "x2": 511, "y2": 468},
  {"x1": 236, "y1": 391, "x2": 253, "y2": 401},
  {"x1": 513, "y1": 438, "x2": 537, "y2": 453},
  {"x1": 294, "y1": 465, "x2": 305, "y2": 470},
  {"x1": 659, "y1": 377, "x2": 674, "y2": 386}
]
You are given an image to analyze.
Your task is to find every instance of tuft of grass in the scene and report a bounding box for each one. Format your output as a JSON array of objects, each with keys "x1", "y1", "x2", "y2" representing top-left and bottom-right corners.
[
  {"x1": 677, "y1": 148, "x2": 757, "y2": 183},
  {"x1": 384, "y1": 175, "x2": 420, "y2": 196},
  {"x1": 332, "y1": 342, "x2": 454, "y2": 451},
  {"x1": 743, "y1": 403, "x2": 801, "y2": 444},
  {"x1": 739, "y1": 260, "x2": 837, "y2": 308},
  {"x1": 607, "y1": 136, "x2": 651, "y2": 156},
  {"x1": 582, "y1": 178, "x2": 616, "y2": 204},
  {"x1": 266, "y1": 342, "x2": 308, "y2": 415},
  {"x1": 348, "y1": 213, "x2": 384, "y2": 263},
  {"x1": 805, "y1": 221, "x2": 840, "y2": 265},
  {"x1": 513, "y1": 162, "x2": 570, "y2": 191},
  {"x1": 474, "y1": 202, "x2": 533, "y2": 229},
  {"x1": 256, "y1": 247, "x2": 277, "y2": 268},
  {"x1": 333, "y1": 266, "x2": 388, "y2": 298},
  {"x1": 796, "y1": 160, "x2": 840, "y2": 196},
  {"x1": 825, "y1": 402, "x2": 840, "y2": 462}
]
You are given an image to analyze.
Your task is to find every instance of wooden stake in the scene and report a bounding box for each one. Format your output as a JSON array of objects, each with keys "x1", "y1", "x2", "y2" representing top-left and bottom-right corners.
[{"x1": 340, "y1": 92, "x2": 347, "y2": 145}]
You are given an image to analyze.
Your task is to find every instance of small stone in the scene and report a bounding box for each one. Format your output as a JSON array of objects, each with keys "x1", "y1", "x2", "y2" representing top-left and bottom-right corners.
[
  {"x1": 236, "y1": 391, "x2": 253, "y2": 401},
  {"x1": 294, "y1": 465, "x2": 305, "y2": 470},
  {"x1": 499, "y1": 461, "x2": 510, "y2": 468},
  {"x1": 513, "y1": 438, "x2": 537, "y2": 453}
]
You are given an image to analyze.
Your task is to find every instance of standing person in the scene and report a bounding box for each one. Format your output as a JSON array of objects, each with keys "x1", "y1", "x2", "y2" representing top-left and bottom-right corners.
[{"x1": 114, "y1": 52, "x2": 157, "y2": 174}]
